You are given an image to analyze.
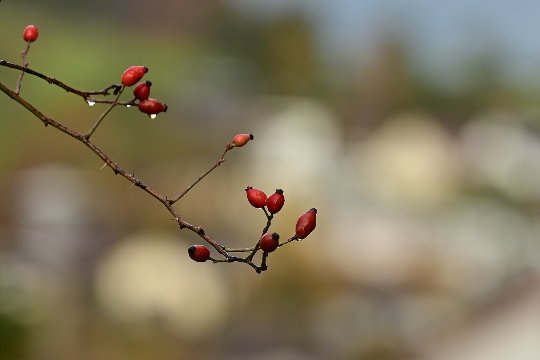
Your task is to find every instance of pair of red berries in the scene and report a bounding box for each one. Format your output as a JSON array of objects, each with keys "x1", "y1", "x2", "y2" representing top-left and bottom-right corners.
[
  {"x1": 120, "y1": 66, "x2": 167, "y2": 116},
  {"x1": 23, "y1": 25, "x2": 39, "y2": 43},
  {"x1": 245, "y1": 187, "x2": 285, "y2": 214}
]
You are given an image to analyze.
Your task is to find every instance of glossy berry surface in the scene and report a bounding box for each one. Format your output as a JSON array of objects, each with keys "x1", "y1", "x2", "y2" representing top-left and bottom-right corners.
[
  {"x1": 133, "y1": 81, "x2": 152, "y2": 101},
  {"x1": 138, "y1": 98, "x2": 167, "y2": 115},
  {"x1": 295, "y1": 208, "x2": 317, "y2": 239},
  {"x1": 231, "y1": 133, "x2": 253, "y2": 147},
  {"x1": 121, "y1": 66, "x2": 148, "y2": 87},
  {"x1": 266, "y1": 189, "x2": 285, "y2": 214},
  {"x1": 188, "y1": 245, "x2": 210, "y2": 262},
  {"x1": 23, "y1": 25, "x2": 39, "y2": 43},
  {"x1": 245, "y1": 186, "x2": 267, "y2": 208},
  {"x1": 259, "y1": 232, "x2": 280, "y2": 253}
]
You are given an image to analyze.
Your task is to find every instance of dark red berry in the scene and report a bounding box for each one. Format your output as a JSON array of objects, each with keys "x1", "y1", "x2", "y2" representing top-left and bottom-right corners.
[
  {"x1": 138, "y1": 98, "x2": 167, "y2": 116},
  {"x1": 259, "y1": 232, "x2": 280, "y2": 253},
  {"x1": 231, "y1": 133, "x2": 253, "y2": 147},
  {"x1": 266, "y1": 189, "x2": 285, "y2": 214},
  {"x1": 133, "y1": 81, "x2": 152, "y2": 101},
  {"x1": 245, "y1": 186, "x2": 267, "y2": 208},
  {"x1": 121, "y1": 66, "x2": 148, "y2": 87},
  {"x1": 23, "y1": 25, "x2": 39, "y2": 43},
  {"x1": 295, "y1": 208, "x2": 317, "y2": 239},
  {"x1": 188, "y1": 245, "x2": 210, "y2": 262}
]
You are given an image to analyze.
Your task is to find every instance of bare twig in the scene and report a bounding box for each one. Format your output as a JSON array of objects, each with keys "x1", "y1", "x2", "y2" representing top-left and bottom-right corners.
[
  {"x1": 83, "y1": 86, "x2": 124, "y2": 139},
  {"x1": 15, "y1": 43, "x2": 31, "y2": 94},
  {"x1": 1, "y1": 60, "x2": 122, "y2": 99},
  {"x1": 169, "y1": 146, "x2": 231, "y2": 204}
]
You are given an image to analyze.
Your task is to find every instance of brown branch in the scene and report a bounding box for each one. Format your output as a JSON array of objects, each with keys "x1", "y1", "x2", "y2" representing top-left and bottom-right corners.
[
  {"x1": 169, "y1": 146, "x2": 231, "y2": 204},
  {"x1": 0, "y1": 79, "x2": 276, "y2": 271},
  {"x1": 83, "y1": 86, "x2": 124, "y2": 139},
  {"x1": 15, "y1": 44, "x2": 31, "y2": 94},
  {"x1": 1, "y1": 60, "x2": 122, "y2": 99}
]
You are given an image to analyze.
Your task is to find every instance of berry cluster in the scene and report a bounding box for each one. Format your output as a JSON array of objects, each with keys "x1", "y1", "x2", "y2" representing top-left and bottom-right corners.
[
  {"x1": 2, "y1": 23, "x2": 319, "y2": 274},
  {"x1": 188, "y1": 185, "x2": 317, "y2": 270},
  {"x1": 121, "y1": 66, "x2": 168, "y2": 117}
]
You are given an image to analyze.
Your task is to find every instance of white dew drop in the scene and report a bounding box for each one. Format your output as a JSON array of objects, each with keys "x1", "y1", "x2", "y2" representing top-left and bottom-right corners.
[
  {"x1": 126, "y1": 104, "x2": 131, "y2": 108},
  {"x1": 86, "y1": 99, "x2": 96, "y2": 107},
  {"x1": 150, "y1": 114, "x2": 157, "y2": 119}
]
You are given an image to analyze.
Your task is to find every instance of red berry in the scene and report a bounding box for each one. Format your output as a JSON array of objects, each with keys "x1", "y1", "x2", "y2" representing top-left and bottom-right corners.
[
  {"x1": 231, "y1": 133, "x2": 253, "y2": 147},
  {"x1": 23, "y1": 25, "x2": 39, "y2": 43},
  {"x1": 245, "y1": 186, "x2": 267, "y2": 208},
  {"x1": 259, "y1": 232, "x2": 280, "y2": 253},
  {"x1": 266, "y1": 189, "x2": 285, "y2": 214},
  {"x1": 295, "y1": 208, "x2": 317, "y2": 239},
  {"x1": 138, "y1": 98, "x2": 167, "y2": 116},
  {"x1": 121, "y1": 66, "x2": 148, "y2": 87},
  {"x1": 133, "y1": 81, "x2": 152, "y2": 101},
  {"x1": 188, "y1": 245, "x2": 210, "y2": 262}
]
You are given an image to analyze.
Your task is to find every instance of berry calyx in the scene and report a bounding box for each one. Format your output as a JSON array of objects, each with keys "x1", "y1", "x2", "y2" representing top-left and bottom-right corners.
[
  {"x1": 295, "y1": 208, "x2": 317, "y2": 239},
  {"x1": 231, "y1": 133, "x2": 253, "y2": 147},
  {"x1": 245, "y1": 186, "x2": 267, "y2": 208},
  {"x1": 259, "y1": 232, "x2": 280, "y2": 253},
  {"x1": 133, "y1": 81, "x2": 152, "y2": 101},
  {"x1": 121, "y1": 66, "x2": 148, "y2": 87},
  {"x1": 266, "y1": 189, "x2": 285, "y2": 214},
  {"x1": 138, "y1": 98, "x2": 167, "y2": 116},
  {"x1": 188, "y1": 245, "x2": 210, "y2": 262},
  {"x1": 23, "y1": 25, "x2": 39, "y2": 43}
]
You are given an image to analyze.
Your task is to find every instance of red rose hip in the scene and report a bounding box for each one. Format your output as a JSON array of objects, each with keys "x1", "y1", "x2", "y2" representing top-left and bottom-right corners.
[
  {"x1": 295, "y1": 208, "x2": 317, "y2": 239},
  {"x1": 245, "y1": 186, "x2": 267, "y2": 208},
  {"x1": 138, "y1": 98, "x2": 167, "y2": 116},
  {"x1": 23, "y1": 25, "x2": 39, "y2": 43},
  {"x1": 133, "y1": 81, "x2": 152, "y2": 101},
  {"x1": 121, "y1": 65, "x2": 148, "y2": 87},
  {"x1": 231, "y1": 133, "x2": 253, "y2": 147},
  {"x1": 259, "y1": 232, "x2": 280, "y2": 253},
  {"x1": 188, "y1": 245, "x2": 210, "y2": 262},
  {"x1": 266, "y1": 189, "x2": 285, "y2": 214}
]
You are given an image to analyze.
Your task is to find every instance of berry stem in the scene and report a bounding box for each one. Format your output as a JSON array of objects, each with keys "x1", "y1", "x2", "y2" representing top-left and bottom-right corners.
[
  {"x1": 14, "y1": 43, "x2": 31, "y2": 95},
  {"x1": 169, "y1": 145, "x2": 231, "y2": 204},
  {"x1": 83, "y1": 86, "x2": 124, "y2": 139}
]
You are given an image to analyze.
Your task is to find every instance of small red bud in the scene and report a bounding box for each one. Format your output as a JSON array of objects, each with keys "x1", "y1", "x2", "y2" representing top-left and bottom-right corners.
[
  {"x1": 138, "y1": 98, "x2": 167, "y2": 116},
  {"x1": 188, "y1": 245, "x2": 210, "y2": 262},
  {"x1": 231, "y1": 133, "x2": 253, "y2": 147},
  {"x1": 23, "y1": 25, "x2": 39, "y2": 43},
  {"x1": 266, "y1": 189, "x2": 285, "y2": 214},
  {"x1": 121, "y1": 66, "x2": 148, "y2": 87},
  {"x1": 245, "y1": 186, "x2": 267, "y2": 208},
  {"x1": 259, "y1": 232, "x2": 280, "y2": 253},
  {"x1": 295, "y1": 208, "x2": 317, "y2": 239},
  {"x1": 133, "y1": 81, "x2": 152, "y2": 101}
]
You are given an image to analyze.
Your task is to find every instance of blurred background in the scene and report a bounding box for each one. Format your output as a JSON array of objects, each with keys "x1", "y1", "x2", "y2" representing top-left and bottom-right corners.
[{"x1": 2, "y1": 1, "x2": 540, "y2": 359}]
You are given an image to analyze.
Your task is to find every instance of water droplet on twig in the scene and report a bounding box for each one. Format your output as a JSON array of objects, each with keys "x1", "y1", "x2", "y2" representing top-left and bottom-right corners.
[
  {"x1": 86, "y1": 99, "x2": 96, "y2": 107},
  {"x1": 126, "y1": 104, "x2": 131, "y2": 108}
]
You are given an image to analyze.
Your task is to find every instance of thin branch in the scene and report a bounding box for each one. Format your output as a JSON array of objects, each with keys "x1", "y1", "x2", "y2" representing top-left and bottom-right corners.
[
  {"x1": 1, "y1": 60, "x2": 122, "y2": 98},
  {"x1": 15, "y1": 44, "x2": 31, "y2": 94},
  {"x1": 83, "y1": 86, "x2": 124, "y2": 139},
  {"x1": 169, "y1": 146, "x2": 231, "y2": 204}
]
